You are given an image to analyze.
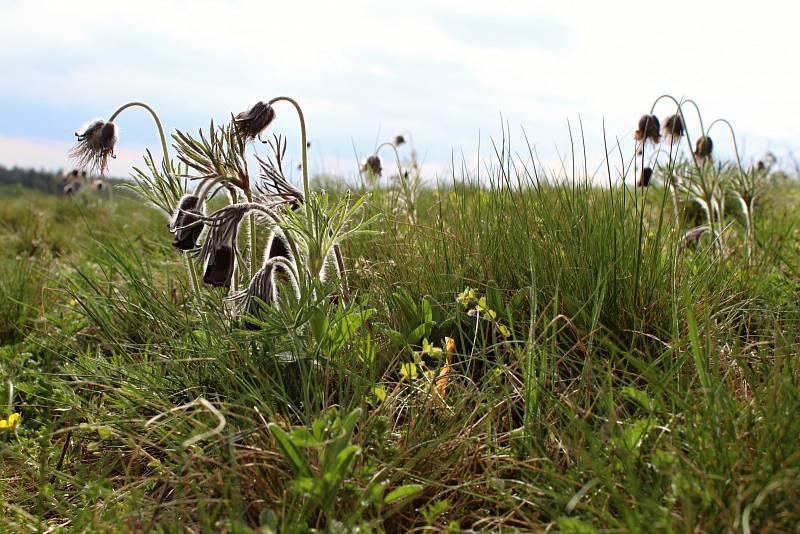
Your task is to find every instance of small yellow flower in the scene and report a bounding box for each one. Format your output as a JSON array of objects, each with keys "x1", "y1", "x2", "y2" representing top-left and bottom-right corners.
[
  {"x1": 0, "y1": 412, "x2": 21, "y2": 430},
  {"x1": 457, "y1": 288, "x2": 477, "y2": 306},
  {"x1": 400, "y1": 362, "x2": 418, "y2": 380}
]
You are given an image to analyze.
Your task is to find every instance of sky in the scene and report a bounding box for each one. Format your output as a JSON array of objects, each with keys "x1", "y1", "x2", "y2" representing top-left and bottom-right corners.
[{"x1": 1, "y1": 0, "x2": 798, "y2": 184}]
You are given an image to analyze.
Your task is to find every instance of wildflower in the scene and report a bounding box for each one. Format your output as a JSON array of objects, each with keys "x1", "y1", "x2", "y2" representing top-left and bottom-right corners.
[
  {"x1": 234, "y1": 101, "x2": 276, "y2": 141},
  {"x1": 400, "y1": 362, "x2": 418, "y2": 380},
  {"x1": 695, "y1": 136, "x2": 713, "y2": 161},
  {"x1": 70, "y1": 119, "x2": 118, "y2": 174},
  {"x1": 0, "y1": 412, "x2": 21, "y2": 430},
  {"x1": 444, "y1": 336, "x2": 455, "y2": 354},
  {"x1": 456, "y1": 288, "x2": 477, "y2": 306},
  {"x1": 662, "y1": 114, "x2": 684, "y2": 141},
  {"x1": 241, "y1": 234, "x2": 295, "y2": 329},
  {"x1": 637, "y1": 167, "x2": 653, "y2": 187},
  {"x1": 197, "y1": 204, "x2": 249, "y2": 287},
  {"x1": 393, "y1": 134, "x2": 406, "y2": 146},
  {"x1": 634, "y1": 114, "x2": 661, "y2": 144},
  {"x1": 361, "y1": 155, "x2": 382, "y2": 177},
  {"x1": 170, "y1": 195, "x2": 205, "y2": 251},
  {"x1": 203, "y1": 245, "x2": 236, "y2": 287}
]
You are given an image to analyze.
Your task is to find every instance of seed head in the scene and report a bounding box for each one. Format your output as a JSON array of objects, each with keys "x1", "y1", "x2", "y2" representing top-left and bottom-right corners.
[
  {"x1": 634, "y1": 114, "x2": 661, "y2": 144},
  {"x1": 170, "y1": 195, "x2": 205, "y2": 251},
  {"x1": 637, "y1": 167, "x2": 653, "y2": 187},
  {"x1": 393, "y1": 134, "x2": 406, "y2": 146},
  {"x1": 695, "y1": 136, "x2": 713, "y2": 160},
  {"x1": 662, "y1": 114, "x2": 684, "y2": 141},
  {"x1": 234, "y1": 101, "x2": 276, "y2": 141},
  {"x1": 69, "y1": 119, "x2": 118, "y2": 174},
  {"x1": 362, "y1": 155, "x2": 382, "y2": 177}
]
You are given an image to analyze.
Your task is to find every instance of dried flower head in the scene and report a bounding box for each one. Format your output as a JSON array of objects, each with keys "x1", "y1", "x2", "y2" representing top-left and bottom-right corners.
[
  {"x1": 70, "y1": 119, "x2": 118, "y2": 174},
  {"x1": 637, "y1": 167, "x2": 653, "y2": 187},
  {"x1": 234, "y1": 101, "x2": 276, "y2": 141},
  {"x1": 695, "y1": 136, "x2": 713, "y2": 160},
  {"x1": 170, "y1": 195, "x2": 205, "y2": 251},
  {"x1": 393, "y1": 134, "x2": 406, "y2": 146},
  {"x1": 662, "y1": 114, "x2": 684, "y2": 141},
  {"x1": 634, "y1": 114, "x2": 661, "y2": 144},
  {"x1": 362, "y1": 155, "x2": 382, "y2": 177}
]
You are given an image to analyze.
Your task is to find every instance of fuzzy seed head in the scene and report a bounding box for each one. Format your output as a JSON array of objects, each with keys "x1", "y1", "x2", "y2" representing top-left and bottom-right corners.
[{"x1": 69, "y1": 119, "x2": 118, "y2": 174}]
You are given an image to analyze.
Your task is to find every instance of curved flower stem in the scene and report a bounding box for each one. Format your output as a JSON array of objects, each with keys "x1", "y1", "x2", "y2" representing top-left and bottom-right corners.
[
  {"x1": 374, "y1": 142, "x2": 404, "y2": 177},
  {"x1": 108, "y1": 101, "x2": 173, "y2": 176},
  {"x1": 267, "y1": 96, "x2": 309, "y2": 200},
  {"x1": 648, "y1": 94, "x2": 700, "y2": 169}
]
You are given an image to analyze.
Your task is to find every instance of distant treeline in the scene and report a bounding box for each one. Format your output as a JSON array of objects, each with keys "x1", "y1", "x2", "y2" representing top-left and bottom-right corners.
[{"x1": 0, "y1": 166, "x2": 125, "y2": 194}]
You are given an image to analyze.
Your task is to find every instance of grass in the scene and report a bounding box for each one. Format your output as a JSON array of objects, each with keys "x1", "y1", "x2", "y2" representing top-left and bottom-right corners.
[{"x1": 1, "y1": 149, "x2": 799, "y2": 533}]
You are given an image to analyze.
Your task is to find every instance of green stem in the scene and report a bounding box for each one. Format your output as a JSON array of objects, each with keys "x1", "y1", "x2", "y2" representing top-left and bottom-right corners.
[
  {"x1": 108, "y1": 101, "x2": 173, "y2": 176},
  {"x1": 184, "y1": 254, "x2": 201, "y2": 300},
  {"x1": 267, "y1": 96, "x2": 309, "y2": 200}
]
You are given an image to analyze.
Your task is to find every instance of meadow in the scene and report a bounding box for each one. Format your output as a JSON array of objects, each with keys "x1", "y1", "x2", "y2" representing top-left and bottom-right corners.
[{"x1": 1, "y1": 101, "x2": 800, "y2": 533}]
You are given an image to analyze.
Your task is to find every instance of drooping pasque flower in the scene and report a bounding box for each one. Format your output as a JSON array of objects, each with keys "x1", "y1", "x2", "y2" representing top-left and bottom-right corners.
[
  {"x1": 234, "y1": 101, "x2": 276, "y2": 141},
  {"x1": 695, "y1": 136, "x2": 714, "y2": 161},
  {"x1": 170, "y1": 195, "x2": 205, "y2": 251},
  {"x1": 662, "y1": 114, "x2": 684, "y2": 141},
  {"x1": 235, "y1": 232, "x2": 296, "y2": 330},
  {"x1": 196, "y1": 203, "x2": 250, "y2": 288},
  {"x1": 634, "y1": 114, "x2": 661, "y2": 145},
  {"x1": 361, "y1": 155, "x2": 382, "y2": 177}
]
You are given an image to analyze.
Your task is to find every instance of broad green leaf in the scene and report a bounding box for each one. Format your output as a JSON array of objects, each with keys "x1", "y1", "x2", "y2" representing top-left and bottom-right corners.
[{"x1": 383, "y1": 483, "x2": 423, "y2": 505}]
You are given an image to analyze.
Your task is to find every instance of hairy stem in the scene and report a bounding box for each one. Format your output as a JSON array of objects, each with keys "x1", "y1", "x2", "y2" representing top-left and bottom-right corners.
[
  {"x1": 108, "y1": 101, "x2": 173, "y2": 176},
  {"x1": 267, "y1": 96, "x2": 309, "y2": 200}
]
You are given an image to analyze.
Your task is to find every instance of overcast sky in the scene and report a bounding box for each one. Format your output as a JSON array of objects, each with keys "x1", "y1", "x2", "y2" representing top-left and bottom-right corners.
[{"x1": 1, "y1": 0, "x2": 797, "y2": 183}]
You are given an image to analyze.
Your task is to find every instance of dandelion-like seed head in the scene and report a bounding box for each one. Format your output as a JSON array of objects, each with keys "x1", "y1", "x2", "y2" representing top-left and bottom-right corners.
[
  {"x1": 634, "y1": 114, "x2": 661, "y2": 144},
  {"x1": 69, "y1": 119, "x2": 118, "y2": 174},
  {"x1": 234, "y1": 101, "x2": 276, "y2": 141},
  {"x1": 637, "y1": 167, "x2": 653, "y2": 187},
  {"x1": 695, "y1": 136, "x2": 714, "y2": 160},
  {"x1": 170, "y1": 194, "x2": 205, "y2": 251},
  {"x1": 662, "y1": 114, "x2": 684, "y2": 141}
]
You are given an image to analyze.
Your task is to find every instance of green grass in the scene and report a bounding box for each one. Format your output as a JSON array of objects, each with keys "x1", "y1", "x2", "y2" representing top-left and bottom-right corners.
[{"x1": 1, "y1": 163, "x2": 799, "y2": 533}]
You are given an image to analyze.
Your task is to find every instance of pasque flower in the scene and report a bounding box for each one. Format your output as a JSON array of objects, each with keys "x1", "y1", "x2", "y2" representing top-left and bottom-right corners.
[
  {"x1": 234, "y1": 101, "x2": 276, "y2": 141},
  {"x1": 170, "y1": 195, "x2": 205, "y2": 251},
  {"x1": 634, "y1": 114, "x2": 661, "y2": 144}
]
